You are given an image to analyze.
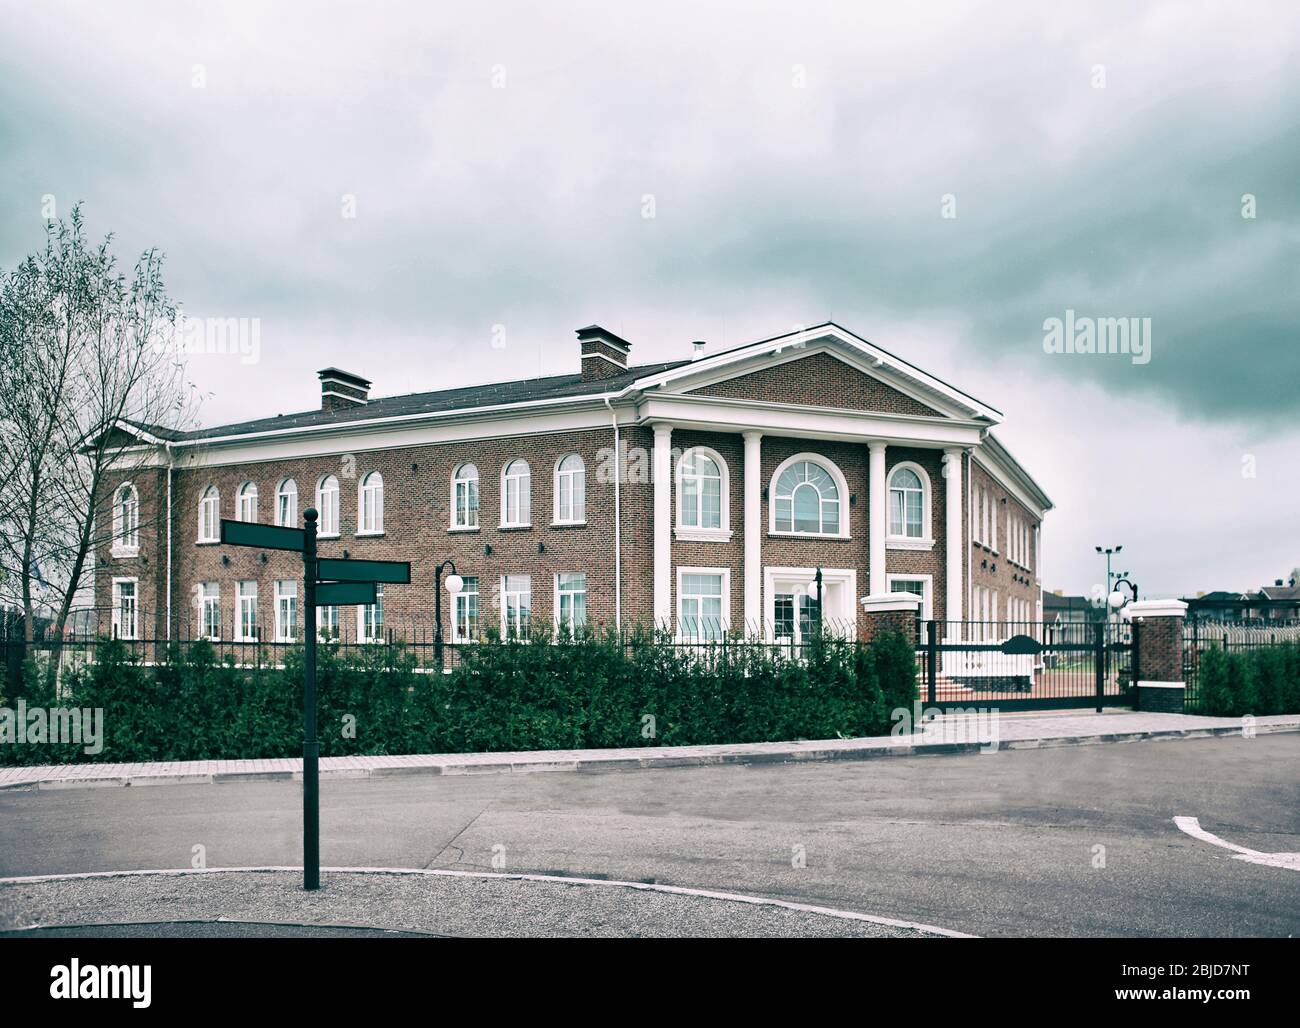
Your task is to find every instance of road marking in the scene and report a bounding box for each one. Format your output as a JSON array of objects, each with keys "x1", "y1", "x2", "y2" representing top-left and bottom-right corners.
[
  {"x1": 1173, "y1": 816, "x2": 1300, "y2": 871},
  {"x1": 0, "y1": 864, "x2": 976, "y2": 937}
]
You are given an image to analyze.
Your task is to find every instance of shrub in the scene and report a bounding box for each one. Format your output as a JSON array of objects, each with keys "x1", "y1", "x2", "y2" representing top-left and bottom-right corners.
[
  {"x1": 1191, "y1": 640, "x2": 1300, "y2": 717},
  {"x1": 0, "y1": 629, "x2": 919, "y2": 765}
]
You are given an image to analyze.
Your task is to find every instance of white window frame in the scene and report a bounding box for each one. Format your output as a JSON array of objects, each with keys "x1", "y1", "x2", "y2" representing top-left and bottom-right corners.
[
  {"x1": 764, "y1": 566, "x2": 858, "y2": 642},
  {"x1": 276, "y1": 479, "x2": 298, "y2": 527},
  {"x1": 357, "y1": 583, "x2": 384, "y2": 643},
  {"x1": 236, "y1": 581, "x2": 258, "y2": 642},
  {"x1": 236, "y1": 481, "x2": 258, "y2": 523},
  {"x1": 452, "y1": 576, "x2": 480, "y2": 642},
  {"x1": 111, "y1": 577, "x2": 138, "y2": 640},
  {"x1": 274, "y1": 579, "x2": 297, "y2": 642},
  {"x1": 768, "y1": 453, "x2": 850, "y2": 539},
  {"x1": 451, "y1": 464, "x2": 480, "y2": 531},
  {"x1": 318, "y1": 604, "x2": 340, "y2": 642},
  {"x1": 199, "y1": 581, "x2": 221, "y2": 640},
  {"x1": 316, "y1": 475, "x2": 340, "y2": 537},
  {"x1": 111, "y1": 483, "x2": 140, "y2": 557},
  {"x1": 198, "y1": 485, "x2": 219, "y2": 543},
  {"x1": 500, "y1": 574, "x2": 532, "y2": 639},
  {"x1": 554, "y1": 572, "x2": 588, "y2": 634},
  {"x1": 887, "y1": 573, "x2": 933, "y2": 622},
  {"x1": 500, "y1": 460, "x2": 531, "y2": 528},
  {"x1": 553, "y1": 454, "x2": 586, "y2": 525},
  {"x1": 886, "y1": 461, "x2": 934, "y2": 550},
  {"x1": 675, "y1": 446, "x2": 731, "y2": 541},
  {"x1": 676, "y1": 566, "x2": 730, "y2": 642},
  {"x1": 358, "y1": 471, "x2": 384, "y2": 535}
]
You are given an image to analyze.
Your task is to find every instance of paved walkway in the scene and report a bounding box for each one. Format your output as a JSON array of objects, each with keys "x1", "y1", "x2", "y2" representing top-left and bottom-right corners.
[{"x1": 2, "y1": 710, "x2": 1296, "y2": 790}]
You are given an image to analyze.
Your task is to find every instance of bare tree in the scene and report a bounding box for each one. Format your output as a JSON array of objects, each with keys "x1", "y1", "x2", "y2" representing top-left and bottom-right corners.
[{"x1": 0, "y1": 205, "x2": 198, "y2": 645}]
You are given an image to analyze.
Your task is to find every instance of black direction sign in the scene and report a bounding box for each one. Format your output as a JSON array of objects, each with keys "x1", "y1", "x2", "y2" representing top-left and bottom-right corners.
[
  {"x1": 220, "y1": 519, "x2": 306, "y2": 552},
  {"x1": 314, "y1": 581, "x2": 377, "y2": 606},
  {"x1": 316, "y1": 557, "x2": 411, "y2": 584}
]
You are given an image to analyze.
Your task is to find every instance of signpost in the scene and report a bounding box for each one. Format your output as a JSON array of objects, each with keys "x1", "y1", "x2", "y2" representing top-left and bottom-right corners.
[{"x1": 218, "y1": 511, "x2": 411, "y2": 891}]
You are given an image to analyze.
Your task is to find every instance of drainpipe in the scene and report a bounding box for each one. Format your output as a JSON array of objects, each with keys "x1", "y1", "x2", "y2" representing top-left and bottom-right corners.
[{"x1": 604, "y1": 396, "x2": 622, "y2": 632}]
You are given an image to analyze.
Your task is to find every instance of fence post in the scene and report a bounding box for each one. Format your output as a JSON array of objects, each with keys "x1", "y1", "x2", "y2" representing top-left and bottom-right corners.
[
  {"x1": 1126, "y1": 599, "x2": 1190, "y2": 713},
  {"x1": 1093, "y1": 620, "x2": 1105, "y2": 713},
  {"x1": 926, "y1": 619, "x2": 938, "y2": 707}
]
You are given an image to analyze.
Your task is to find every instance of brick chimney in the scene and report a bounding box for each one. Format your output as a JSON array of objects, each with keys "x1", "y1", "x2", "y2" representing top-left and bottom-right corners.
[
  {"x1": 577, "y1": 325, "x2": 632, "y2": 382},
  {"x1": 317, "y1": 368, "x2": 371, "y2": 411}
]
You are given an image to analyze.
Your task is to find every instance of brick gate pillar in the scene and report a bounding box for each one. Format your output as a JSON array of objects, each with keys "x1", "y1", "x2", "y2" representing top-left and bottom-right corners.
[
  {"x1": 860, "y1": 593, "x2": 923, "y2": 646},
  {"x1": 1125, "y1": 598, "x2": 1188, "y2": 713}
]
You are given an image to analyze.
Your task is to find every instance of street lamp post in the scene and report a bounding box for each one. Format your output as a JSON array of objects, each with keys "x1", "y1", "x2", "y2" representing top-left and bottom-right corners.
[
  {"x1": 807, "y1": 567, "x2": 824, "y2": 640},
  {"x1": 433, "y1": 559, "x2": 464, "y2": 671},
  {"x1": 1095, "y1": 544, "x2": 1123, "y2": 603}
]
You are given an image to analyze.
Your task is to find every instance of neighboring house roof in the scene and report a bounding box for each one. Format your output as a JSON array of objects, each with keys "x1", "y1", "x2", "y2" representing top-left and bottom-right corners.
[
  {"x1": 1257, "y1": 584, "x2": 1300, "y2": 602},
  {"x1": 1043, "y1": 593, "x2": 1092, "y2": 613}
]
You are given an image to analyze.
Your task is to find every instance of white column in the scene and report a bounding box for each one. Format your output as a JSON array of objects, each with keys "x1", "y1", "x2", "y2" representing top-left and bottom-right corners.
[
  {"x1": 653, "y1": 423, "x2": 673, "y2": 627},
  {"x1": 742, "y1": 431, "x2": 762, "y2": 634},
  {"x1": 868, "y1": 441, "x2": 887, "y2": 596},
  {"x1": 943, "y1": 448, "x2": 964, "y2": 623}
]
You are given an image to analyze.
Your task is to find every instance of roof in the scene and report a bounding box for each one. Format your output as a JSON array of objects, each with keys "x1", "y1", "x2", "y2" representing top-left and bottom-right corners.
[
  {"x1": 145, "y1": 360, "x2": 691, "y2": 443},
  {"x1": 1043, "y1": 593, "x2": 1092, "y2": 610}
]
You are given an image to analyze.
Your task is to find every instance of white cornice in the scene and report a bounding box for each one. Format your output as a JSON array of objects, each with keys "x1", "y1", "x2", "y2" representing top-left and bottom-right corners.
[{"x1": 635, "y1": 394, "x2": 986, "y2": 448}]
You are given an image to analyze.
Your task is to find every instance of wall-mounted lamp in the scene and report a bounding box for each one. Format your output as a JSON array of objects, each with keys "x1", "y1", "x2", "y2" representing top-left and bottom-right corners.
[
  {"x1": 221, "y1": 555, "x2": 230, "y2": 566},
  {"x1": 761, "y1": 487, "x2": 769, "y2": 500},
  {"x1": 342, "y1": 549, "x2": 350, "y2": 559},
  {"x1": 538, "y1": 542, "x2": 545, "y2": 554},
  {"x1": 411, "y1": 463, "x2": 419, "y2": 474},
  {"x1": 484, "y1": 543, "x2": 492, "y2": 556},
  {"x1": 850, "y1": 494, "x2": 857, "y2": 506},
  {"x1": 259, "y1": 553, "x2": 268, "y2": 564}
]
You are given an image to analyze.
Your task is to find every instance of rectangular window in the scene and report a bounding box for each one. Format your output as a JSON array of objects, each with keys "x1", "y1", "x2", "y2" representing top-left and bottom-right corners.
[
  {"x1": 236, "y1": 581, "x2": 258, "y2": 642},
  {"x1": 200, "y1": 582, "x2": 220, "y2": 640},
  {"x1": 319, "y1": 480, "x2": 339, "y2": 536},
  {"x1": 318, "y1": 604, "x2": 339, "y2": 641},
  {"x1": 887, "y1": 575, "x2": 931, "y2": 622},
  {"x1": 454, "y1": 576, "x2": 479, "y2": 641},
  {"x1": 679, "y1": 571, "x2": 724, "y2": 641},
  {"x1": 112, "y1": 579, "x2": 138, "y2": 640},
  {"x1": 275, "y1": 580, "x2": 297, "y2": 642},
  {"x1": 773, "y1": 592, "x2": 814, "y2": 645},
  {"x1": 556, "y1": 572, "x2": 587, "y2": 633},
  {"x1": 454, "y1": 476, "x2": 479, "y2": 529},
  {"x1": 501, "y1": 575, "x2": 531, "y2": 639},
  {"x1": 359, "y1": 583, "x2": 384, "y2": 643}
]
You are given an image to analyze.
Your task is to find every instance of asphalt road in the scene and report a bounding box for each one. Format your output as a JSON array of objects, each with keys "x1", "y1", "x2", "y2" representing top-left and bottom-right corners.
[{"x1": 2, "y1": 733, "x2": 1298, "y2": 936}]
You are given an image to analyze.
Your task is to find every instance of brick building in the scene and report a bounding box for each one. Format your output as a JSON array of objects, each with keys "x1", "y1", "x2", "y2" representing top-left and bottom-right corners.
[{"x1": 94, "y1": 323, "x2": 1052, "y2": 644}]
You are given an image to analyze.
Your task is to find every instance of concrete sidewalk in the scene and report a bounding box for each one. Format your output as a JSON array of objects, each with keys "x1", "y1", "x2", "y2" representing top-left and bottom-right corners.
[{"x1": 2, "y1": 710, "x2": 1296, "y2": 791}]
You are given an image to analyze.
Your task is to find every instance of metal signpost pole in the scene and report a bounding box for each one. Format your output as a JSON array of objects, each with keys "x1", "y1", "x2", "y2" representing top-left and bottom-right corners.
[{"x1": 302, "y1": 508, "x2": 320, "y2": 891}]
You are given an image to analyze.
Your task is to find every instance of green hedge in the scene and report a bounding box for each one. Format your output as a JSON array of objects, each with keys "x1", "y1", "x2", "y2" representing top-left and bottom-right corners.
[
  {"x1": 1191, "y1": 641, "x2": 1300, "y2": 716},
  {"x1": 1, "y1": 629, "x2": 918, "y2": 765}
]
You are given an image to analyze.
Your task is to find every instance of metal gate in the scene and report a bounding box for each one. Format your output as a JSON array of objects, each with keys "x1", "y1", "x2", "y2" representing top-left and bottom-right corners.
[{"x1": 919, "y1": 619, "x2": 1136, "y2": 713}]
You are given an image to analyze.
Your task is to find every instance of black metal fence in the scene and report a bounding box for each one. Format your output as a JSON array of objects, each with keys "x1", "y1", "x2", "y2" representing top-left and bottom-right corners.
[
  {"x1": 1182, "y1": 617, "x2": 1300, "y2": 708},
  {"x1": 917, "y1": 618, "x2": 1135, "y2": 712},
  {"x1": 1, "y1": 608, "x2": 873, "y2": 686}
]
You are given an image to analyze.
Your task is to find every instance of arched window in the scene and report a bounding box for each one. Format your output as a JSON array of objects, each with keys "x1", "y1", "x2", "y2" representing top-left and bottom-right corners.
[
  {"x1": 316, "y1": 475, "x2": 339, "y2": 536},
  {"x1": 112, "y1": 483, "x2": 140, "y2": 552},
  {"x1": 554, "y1": 454, "x2": 586, "y2": 524},
  {"x1": 452, "y1": 463, "x2": 479, "y2": 529},
  {"x1": 501, "y1": 459, "x2": 530, "y2": 527},
  {"x1": 276, "y1": 479, "x2": 297, "y2": 527},
  {"x1": 236, "y1": 482, "x2": 258, "y2": 523},
  {"x1": 771, "y1": 456, "x2": 845, "y2": 536},
  {"x1": 198, "y1": 485, "x2": 219, "y2": 542},
  {"x1": 676, "y1": 447, "x2": 729, "y2": 538},
  {"x1": 358, "y1": 471, "x2": 383, "y2": 534},
  {"x1": 887, "y1": 463, "x2": 931, "y2": 543}
]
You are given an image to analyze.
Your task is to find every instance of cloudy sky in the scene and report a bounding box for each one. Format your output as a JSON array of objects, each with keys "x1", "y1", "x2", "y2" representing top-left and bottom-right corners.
[{"x1": 2, "y1": 0, "x2": 1296, "y2": 598}]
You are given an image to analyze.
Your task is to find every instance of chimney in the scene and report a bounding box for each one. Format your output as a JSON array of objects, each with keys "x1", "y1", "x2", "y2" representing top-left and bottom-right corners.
[
  {"x1": 577, "y1": 325, "x2": 632, "y2": 382},
  {"x1": 691, "y1": 340, "x2": 706, "y2": 360},
  {"x1": 318, "y1": 368, "x2": 371, "y2": 411}
]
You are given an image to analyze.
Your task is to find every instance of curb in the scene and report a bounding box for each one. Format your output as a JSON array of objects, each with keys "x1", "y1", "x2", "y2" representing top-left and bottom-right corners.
[{"x1": 2, "y1": 720, "x2": 1295, "y2": 793}]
